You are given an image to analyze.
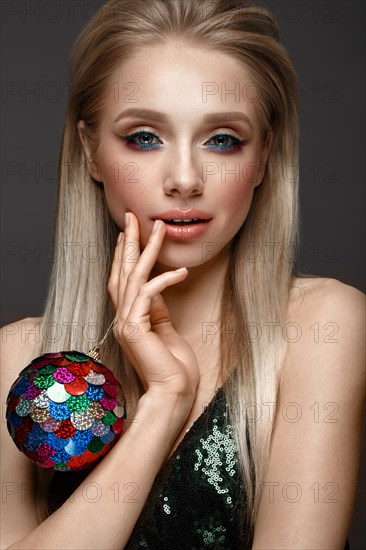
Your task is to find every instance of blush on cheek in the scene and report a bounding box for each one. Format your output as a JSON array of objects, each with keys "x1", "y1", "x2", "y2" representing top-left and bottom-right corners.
[
  {"x1": 102, "y1": 182, "x2": 132, "y2": 226},
  {"x1": 222, "y1": 177, "x2": 256, "y2": 233},
  {"x1": 243, "y1": 161, "x2": 260, "y2": 184},
  {"x1": 102, "y1": 174, "x2": 141, "y2": 227},
  {"x1": 226, "y1": 176, "x2": 255, "y2": 208}
]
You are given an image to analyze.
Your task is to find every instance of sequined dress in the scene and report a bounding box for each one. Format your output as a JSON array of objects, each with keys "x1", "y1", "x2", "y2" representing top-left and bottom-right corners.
[
  {"x1": 125, "y1": 386, "x2": 249, "y2": 549},
  {"x1": 48, "y1": 385, "x2": 248, "y2": 548},
  {"x1": 48, "y1": 387, "x2": 351, "y2": 550}
]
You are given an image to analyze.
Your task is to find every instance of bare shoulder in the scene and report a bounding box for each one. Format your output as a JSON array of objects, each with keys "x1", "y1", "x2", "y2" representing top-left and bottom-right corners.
[
  {"x1": 253, "y1": 277, "x2": 365, "y2": 547},
  {"x1": 1, "y1": 317, "x2": 43, "y2": 387},
  {"x1": 289, "y1": 275, "x2": 365, "y2": 314},
  {"x1": 288, "y1": 276, "x2": 365, "y2": 363},
  {"x1": 1, "y1": 316, "x2": 43, "y2": 355},
  {"x1": 282, "y1": 275, "x2": 365, "y2": 408}
]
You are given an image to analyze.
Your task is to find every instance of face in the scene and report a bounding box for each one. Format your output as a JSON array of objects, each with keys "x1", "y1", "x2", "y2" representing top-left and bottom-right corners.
[{"x1": 78, "y1": 43, "x2": 271, "y2": 270}]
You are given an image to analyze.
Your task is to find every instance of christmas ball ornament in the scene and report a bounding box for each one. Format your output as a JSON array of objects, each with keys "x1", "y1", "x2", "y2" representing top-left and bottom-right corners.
[{"x1": 6, "y1": 321, "x2": 126, "y2": 471}]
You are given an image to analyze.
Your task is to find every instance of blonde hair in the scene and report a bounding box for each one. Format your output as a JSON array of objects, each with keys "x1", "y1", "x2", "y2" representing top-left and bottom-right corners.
[{"x1": 37, "y1": 0, "x2": 302, "y2": 543}]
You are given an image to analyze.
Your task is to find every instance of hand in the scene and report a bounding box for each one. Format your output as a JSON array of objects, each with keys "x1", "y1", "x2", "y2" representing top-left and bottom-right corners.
[{"x1": 108, "y1": 212, "x2": 200, "y2": 401}]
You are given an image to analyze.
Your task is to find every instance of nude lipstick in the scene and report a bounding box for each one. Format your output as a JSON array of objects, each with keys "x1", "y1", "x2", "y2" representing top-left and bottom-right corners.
[{"x1": 152, "y1": 209, "x2": 212, "y2": 241}]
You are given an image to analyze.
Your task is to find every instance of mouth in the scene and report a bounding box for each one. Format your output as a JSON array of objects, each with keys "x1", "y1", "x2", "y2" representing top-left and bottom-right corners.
[
  {"x1": 160, "y1": 218, "x2": 208, "y2": 226},
  {"x1": 151, "y1": 209, "x2": 213, "y2": 240},
  {"x1": 153, "y1": 218, "x2": 212, "y2": 241}
]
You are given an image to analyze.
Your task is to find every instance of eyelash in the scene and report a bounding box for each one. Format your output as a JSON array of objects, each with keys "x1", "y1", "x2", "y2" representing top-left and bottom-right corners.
[{"x1": 119, "y1": 127, "x2": 247, "y2": 153}]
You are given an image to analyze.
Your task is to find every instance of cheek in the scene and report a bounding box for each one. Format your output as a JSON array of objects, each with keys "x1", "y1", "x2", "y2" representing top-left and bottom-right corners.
[
  {"x1": 218, "y1": 163, "x2": 257, "y2": 218},
  {"x1": 103, "y1": 186, "x2": 127, "y2": 229},
  {"x1": 95, "y1": 149, "x2": 145, "y2": 228},
  {"x1": 243, "y1": 161, "x2": 260, "y2": 185}
]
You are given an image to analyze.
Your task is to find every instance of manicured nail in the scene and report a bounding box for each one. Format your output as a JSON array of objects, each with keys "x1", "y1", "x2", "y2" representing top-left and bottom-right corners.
[
  {"x1": 175, "y1": 267, "x2": 187, "y2": 273},
  {"x1": 125, "y1": 212, "x2": 129, "y2": 227},
  {"x1": 153, "y1": 220, "x2": 161, "y2": 233},
  {"x1": 117, "y1": 232, "x2": 123, "y2": 244}
]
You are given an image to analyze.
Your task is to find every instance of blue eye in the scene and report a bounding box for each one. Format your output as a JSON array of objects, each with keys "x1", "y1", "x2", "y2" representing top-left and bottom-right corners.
[
  {"x1": 120, "y1": 131, "x2": 161, "y2": 150},
  {"x1": 206, "y1": 133, "x2": 246, "y2": 152},
  {"x1": 119, "y1": 130, "x2": 246, "y2": 153}
]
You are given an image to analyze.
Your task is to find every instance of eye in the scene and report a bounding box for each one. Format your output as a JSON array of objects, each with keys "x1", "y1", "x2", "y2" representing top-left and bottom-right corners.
[
  {"x1": 120, "y1": 129, "x2": 162, "y2": 150},
  {"x1": 205, "y1": 133, "x2": 246, "y2": 152}
]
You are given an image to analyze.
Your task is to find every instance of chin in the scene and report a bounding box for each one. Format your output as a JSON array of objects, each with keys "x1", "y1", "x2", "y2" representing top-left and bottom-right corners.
[
  {"x1": 156, "y1": 242, "x2": 227, "y2": 272},
  {"x1": 155, "y1": 253, "x2": 205, "y2": 270}
]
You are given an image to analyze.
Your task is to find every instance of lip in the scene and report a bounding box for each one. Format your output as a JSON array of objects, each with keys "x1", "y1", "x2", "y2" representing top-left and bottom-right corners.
[
  {"x1": 152, "y1": 209, "x2": 213, "y2": 221},
  {"x1": 152, "y1": 209, "x2": 213, "y2": 241}
]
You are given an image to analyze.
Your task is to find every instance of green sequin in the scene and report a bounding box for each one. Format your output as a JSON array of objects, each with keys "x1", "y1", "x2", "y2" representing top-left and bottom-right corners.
[
  {"x1": 38, "y1": 364, "x2": 58, "y2": 375},
  {"x1": 196, "y1": 516, "x2": 228, "y2": 547},
  {"x1": 64, "y1": 352, "x2": 88, "y2": 362},
  {"x1": 163, "y1": 496, "x2": 171, "y2": 515},
  {"x1": 67, "y1": 394, "x2": 90, "y2": 413},
  {"x1": 193, "y1": 423, "x2": 237, "y2": 498},
  {"x1": 101, "y1": 411, "x2": 116, "y2": 425},
  {"x1": 34, "y1": 374, "x2": 56, "y2": 389},
  {"x1": 88, "y1": 437, "x2": 104, "y2": 453}
]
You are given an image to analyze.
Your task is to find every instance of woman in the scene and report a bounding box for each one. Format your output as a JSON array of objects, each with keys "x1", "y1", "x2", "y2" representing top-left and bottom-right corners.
[{"x1": 1, "y1": 0, "x2": 364, "y2": 548}]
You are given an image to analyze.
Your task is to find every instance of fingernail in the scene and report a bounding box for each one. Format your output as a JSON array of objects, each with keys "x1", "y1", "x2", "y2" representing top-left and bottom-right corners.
[
  {"x1": 125, "y1": 212, "x2": 129, "y2": 227},
  {"x1": 117, "y1": 232, "x2": 123, "y2": 244},
  {"x1": 175, "y1": 267, "x2": 187, "y2": 273},
  {"x1": 153, "y1": 219, "x2": 160, "y2": 233}
]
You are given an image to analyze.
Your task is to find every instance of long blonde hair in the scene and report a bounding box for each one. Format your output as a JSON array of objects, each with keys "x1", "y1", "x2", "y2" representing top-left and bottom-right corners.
[{"x1": 37, "y1": 0, "x2": 301, "y2": 542}]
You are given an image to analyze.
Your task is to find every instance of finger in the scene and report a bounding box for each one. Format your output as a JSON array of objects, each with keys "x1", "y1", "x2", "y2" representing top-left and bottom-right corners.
[
  {"x1": 114, "y1": 267, "x2": 188, "y2": 382},
  {"x1": 148, "y1": 294, "x2": 181, "y2": 338},
  {"x1": 133, "y1": 219, "x2": 167, "y2": 277},
  {"x1": 121, "y1": 212, "x2": 140, "y2": 277},
  {"x1": 124, "y1": 267, "x2": 188, "y2": 335},
  {"x1": 120, "y1": 217, "x2": 167, "y2": 319},
  {"x1": 116, "y1": 212, "x2": 141, "y2": 313},
  {"x1": 107, "y1": 231, "x2": 125, "y2": 310}
]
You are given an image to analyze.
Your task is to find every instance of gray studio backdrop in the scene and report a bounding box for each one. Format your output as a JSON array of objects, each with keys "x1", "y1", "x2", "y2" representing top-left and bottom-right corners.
[{"x1": 1, "y1": 0, "x2": 365, "y2": 547}]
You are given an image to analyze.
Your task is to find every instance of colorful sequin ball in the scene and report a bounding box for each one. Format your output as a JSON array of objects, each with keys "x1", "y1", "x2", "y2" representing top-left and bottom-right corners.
[{"x1": 6, "y1": 351, "x2": 126, "y2": 471}]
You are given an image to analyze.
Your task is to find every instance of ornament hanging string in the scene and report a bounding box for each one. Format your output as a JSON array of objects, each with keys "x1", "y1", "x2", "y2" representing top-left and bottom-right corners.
[{"x1": 88, "y1": 318, "x2": 118, "y2": 361}]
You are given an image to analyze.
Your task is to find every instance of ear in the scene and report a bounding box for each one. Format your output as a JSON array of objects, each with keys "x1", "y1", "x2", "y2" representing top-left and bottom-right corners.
[
  {"x1": 77, "y1": 120, "x2": 103, "y2": 182},
  {"x1": 254, "y1": 129, "x2": 273, "y2": 188}
]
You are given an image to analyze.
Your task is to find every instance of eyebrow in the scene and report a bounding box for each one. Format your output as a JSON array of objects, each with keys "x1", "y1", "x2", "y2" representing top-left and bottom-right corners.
[{"x1": 113, "y1": 108, "x2": 253, "y2": 130}]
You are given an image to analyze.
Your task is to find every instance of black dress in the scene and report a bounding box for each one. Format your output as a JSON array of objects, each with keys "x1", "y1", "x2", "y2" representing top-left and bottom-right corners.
[
  {"x1": 125, "y1": 386, "x2": 248, "y2": 549},
  {"x1": 48, "y1": 386, "x2": 351, "y2": 549}
]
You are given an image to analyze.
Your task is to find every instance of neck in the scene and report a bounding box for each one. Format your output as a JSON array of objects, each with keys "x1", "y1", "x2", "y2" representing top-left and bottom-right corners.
[
  {"x1": 152, "y1": 248, "x2": 229, "y2": 339},
  {"x1": 152, "y1": 247, "x2": 231, "y2": 392}
]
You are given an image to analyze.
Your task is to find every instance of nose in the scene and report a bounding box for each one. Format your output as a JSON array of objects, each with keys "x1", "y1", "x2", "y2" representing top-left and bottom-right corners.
[{"x1": 163, "y1": 146, "x2": 203, "y2": 198}]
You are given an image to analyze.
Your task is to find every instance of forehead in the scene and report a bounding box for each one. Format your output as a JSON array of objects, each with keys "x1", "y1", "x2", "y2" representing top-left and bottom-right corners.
[{"x1": 103, "y1": 43, "x2": 261, "y2": 129}]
